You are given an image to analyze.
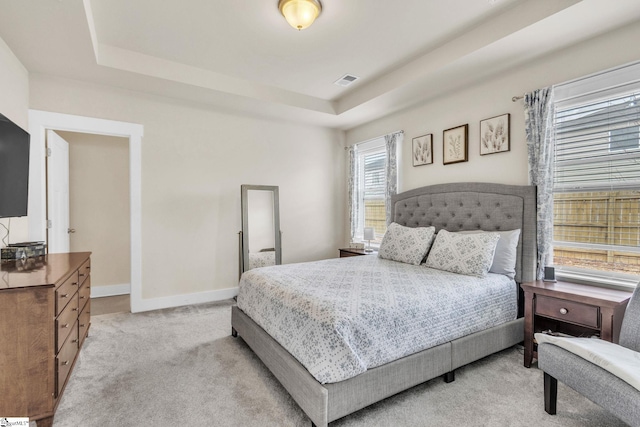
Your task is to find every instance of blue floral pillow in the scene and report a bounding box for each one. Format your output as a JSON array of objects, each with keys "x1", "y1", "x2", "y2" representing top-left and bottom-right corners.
[
  {"x1": 425, "y1": 229, "x2": 500, "y2": 277},
  {"x1": 378, "y1": 223, "x2": 436, "y2": 266}
]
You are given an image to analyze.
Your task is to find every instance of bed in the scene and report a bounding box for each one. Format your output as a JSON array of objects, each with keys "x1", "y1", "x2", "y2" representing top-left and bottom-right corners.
[{"x1": 231, "y1": 182, "x2": 537, "y2": 426}]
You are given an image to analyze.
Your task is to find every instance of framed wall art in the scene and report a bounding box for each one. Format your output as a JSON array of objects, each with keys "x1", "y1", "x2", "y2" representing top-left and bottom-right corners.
[
  {"x1": 480, "y1": 113, "x2": 510, "y2": 155},
  {"x1": 412, "y1": 133, "x2": 433, "y2": 166},
  {"x1": 443, "y1": 124, "x2": 468, "y2": 165}
]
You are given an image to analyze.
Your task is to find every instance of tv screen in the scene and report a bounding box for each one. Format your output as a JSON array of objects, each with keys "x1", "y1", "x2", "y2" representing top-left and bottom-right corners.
[{"x1": 0, "y1": 113, "x2": 30, "y2": 218}]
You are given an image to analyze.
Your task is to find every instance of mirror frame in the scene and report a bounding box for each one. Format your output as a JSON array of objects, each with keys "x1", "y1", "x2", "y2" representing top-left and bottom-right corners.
[{"x1": 240, "y1": 184, "x2": 282, "y2": 274}]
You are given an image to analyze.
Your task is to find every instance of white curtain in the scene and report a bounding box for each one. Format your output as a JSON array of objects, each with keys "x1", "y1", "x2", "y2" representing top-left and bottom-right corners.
[
  {"x1": 347, "y1": 145, "x2": 358, "y2": 241},
  {"x1": 524, "y1": 87, "x2": 555, "y2": 280},
  {"x1": 384, "y1": 131, "x2": 402, "y2": 225}
]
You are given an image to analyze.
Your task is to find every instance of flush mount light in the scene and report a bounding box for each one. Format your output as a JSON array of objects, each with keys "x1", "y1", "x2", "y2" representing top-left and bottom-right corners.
[{"x1": 278, "y1": 0, "x2": 322, "y2": 31}]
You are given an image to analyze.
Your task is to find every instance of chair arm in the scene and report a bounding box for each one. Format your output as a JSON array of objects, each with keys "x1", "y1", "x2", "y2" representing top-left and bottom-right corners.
[{"x1": 535, "y1": 333, "x2": 640, "y2": 392}]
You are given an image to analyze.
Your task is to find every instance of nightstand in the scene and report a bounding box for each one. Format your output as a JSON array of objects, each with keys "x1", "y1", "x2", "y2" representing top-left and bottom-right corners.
[
  {"x1": 339, "y1": 248, "x2": 375, "y2": 257},
  {"x1": 520, "y1": 280, "x2": 632, "y2": 368}
]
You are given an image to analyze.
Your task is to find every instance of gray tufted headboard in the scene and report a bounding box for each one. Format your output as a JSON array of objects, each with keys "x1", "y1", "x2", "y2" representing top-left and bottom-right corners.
[{"x1": 391, "y1": 182, "x2": 537, "y2": 284}]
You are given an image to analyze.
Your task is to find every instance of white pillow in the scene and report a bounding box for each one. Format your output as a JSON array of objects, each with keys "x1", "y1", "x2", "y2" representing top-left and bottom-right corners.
[
  {"x1": 458, "y1": 229, "x2": 521, "y2": 278},
  {"x1": 425, "y1": 229, "x2": 500, "y2": 277},
  {"x1": 378, "y1": 223, "x2": 436, "y2": 266}
]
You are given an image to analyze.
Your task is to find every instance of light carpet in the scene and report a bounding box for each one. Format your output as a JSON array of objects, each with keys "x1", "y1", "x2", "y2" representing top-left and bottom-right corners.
[{"x1": 51, "y1": 300, "x2": 626, "y2": 426}]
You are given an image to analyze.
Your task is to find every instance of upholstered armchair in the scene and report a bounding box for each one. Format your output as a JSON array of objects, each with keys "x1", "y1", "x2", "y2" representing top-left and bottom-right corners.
[{"x1": 536, "y1": 285, "x2": 640, "y2": 427}]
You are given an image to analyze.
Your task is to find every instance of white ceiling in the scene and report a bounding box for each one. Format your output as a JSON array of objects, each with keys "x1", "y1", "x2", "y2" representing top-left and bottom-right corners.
[{"x1": 1, "y1": 0, "x2": 640, "y2": 130}]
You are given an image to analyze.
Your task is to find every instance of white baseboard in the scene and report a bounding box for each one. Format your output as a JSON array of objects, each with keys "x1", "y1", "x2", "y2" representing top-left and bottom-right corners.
[
  {"x1": 91, "y1": 283, "x2": 131, "y2": 298},
  {"x1": 131, "y1": 287, "x2": 239, "y2": 313}
]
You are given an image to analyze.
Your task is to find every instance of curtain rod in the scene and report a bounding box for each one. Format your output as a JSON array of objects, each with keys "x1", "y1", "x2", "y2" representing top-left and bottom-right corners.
[{"x1": 512, "y1": 95, "x2": 524, "y2": 102}]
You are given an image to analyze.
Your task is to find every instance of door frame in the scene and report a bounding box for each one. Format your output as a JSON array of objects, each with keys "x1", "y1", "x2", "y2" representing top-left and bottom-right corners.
[{"x1": 28, "y1": 110, "x2": 143, "y2": 312}]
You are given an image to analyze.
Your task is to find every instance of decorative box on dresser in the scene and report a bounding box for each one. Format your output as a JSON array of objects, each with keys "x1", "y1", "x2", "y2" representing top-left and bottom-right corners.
[
  {"x1": 0, "y1": 252, "x2": 91, "y2": 427},
  {"x1": 521, "y1": 280, "x2": 632, "y2": 368}
]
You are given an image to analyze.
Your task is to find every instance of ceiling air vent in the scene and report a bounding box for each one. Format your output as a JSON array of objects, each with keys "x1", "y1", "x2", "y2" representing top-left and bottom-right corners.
[{"x1": 334, "y1": 74, "x2": 359, "y2": 87}]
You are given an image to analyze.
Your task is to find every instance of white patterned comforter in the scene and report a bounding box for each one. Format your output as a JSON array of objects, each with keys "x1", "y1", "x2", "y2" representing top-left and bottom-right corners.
[{"x1": 237, "y1": 255, "x2": 517, "y2": 384}]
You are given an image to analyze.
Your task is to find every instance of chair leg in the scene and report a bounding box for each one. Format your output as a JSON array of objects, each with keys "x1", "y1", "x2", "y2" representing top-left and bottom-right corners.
[{"x1": 544, "y1": 372, "x2": 557, "y2": 415}]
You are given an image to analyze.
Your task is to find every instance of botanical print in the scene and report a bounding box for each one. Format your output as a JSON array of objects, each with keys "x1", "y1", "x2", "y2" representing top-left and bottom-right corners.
[
  {"x1": 443, "y1": 124, "x2": 468, "y2": 164},
  {"x1": 481, "y1": 114, "x2": 510, "y2": 155},
  {"x1": 412, "y1": 134, "x2": 432, "y2": 166}
]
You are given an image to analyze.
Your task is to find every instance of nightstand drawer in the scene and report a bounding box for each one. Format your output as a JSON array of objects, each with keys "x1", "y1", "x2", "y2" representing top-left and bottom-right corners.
[{"x1": 535, "y1": 295, "x2": 600, "y2": 329}]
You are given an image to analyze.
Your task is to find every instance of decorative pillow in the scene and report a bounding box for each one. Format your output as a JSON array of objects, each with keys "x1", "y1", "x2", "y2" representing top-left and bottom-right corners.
[
  {"x1": 457, "y1": 229, "x2": 521, "y2": 278},
  {"x1": 425, "y1": 229, "x2": 500, "y2": 277},
  {"x1": 378, "y1": 223, "x2": 436, "y2": 265}
]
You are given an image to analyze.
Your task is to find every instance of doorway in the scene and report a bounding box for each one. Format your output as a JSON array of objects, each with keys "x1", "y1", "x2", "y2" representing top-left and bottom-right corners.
[
  {"x1": 53, "y1": 131, "x2": 131, "y2": 309},
  {"x1": 28, "y1": 110, "x2": 143, "y2": 312}
]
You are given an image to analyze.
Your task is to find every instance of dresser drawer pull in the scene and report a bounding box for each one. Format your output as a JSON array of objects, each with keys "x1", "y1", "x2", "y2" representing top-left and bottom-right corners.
[
  {"x1": 80, "y1": 323, "x2": 86, "y2": 327},
  {"x1": 559, "y1": 308, "x2": 568, "y2": 315},
  {"x1": 61, "y1": 360, "x2": 70, "y2": 366},
  {"x1": 80, "y1": 296, "x2": 87, "y2": 299},
  {"x1": 72, "y1": 339, "x2": 79, "y2": 343},
  {"x1": 61, "y1": 323, "x2": 70, "y2": 329},
  {"x1": 79, "y1": 273, "x2": 86, "y2": 277},
  {"x1": 72, "y1": 307, "x2": 79, "y2": 312},
  {"x1": 73, "y1": 282, "x2": 78, "y2": 286},
  {"x1": 60, "y1": 293, "x2": 69, "y2": 298}
]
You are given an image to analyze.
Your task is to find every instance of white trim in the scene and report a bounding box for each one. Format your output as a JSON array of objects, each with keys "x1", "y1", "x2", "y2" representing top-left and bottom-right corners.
[
  {"x1": 554, "y1": 60, "x2": 640, "y2": 106},
  {"x1": 556, "y1": 269, "x2": 638, "y2": 291},
  {"x1": 134, "y1": 287, "x2": 238, "y2": 313},
  {"x1": 27, "y1": 110, "x2": 145, "y2": 312},
  {"x1": 554, "y1": 240, "x2": 640, "y2": 255},
  {"x1": 91, "y1": 283, "x2": 131, "y2": 298}
]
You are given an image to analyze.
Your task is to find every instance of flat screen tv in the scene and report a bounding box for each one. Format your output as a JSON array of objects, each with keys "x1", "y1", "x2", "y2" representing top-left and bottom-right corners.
[{"x1": 0, "y1": 112, "x2": 30, "y2": 218}]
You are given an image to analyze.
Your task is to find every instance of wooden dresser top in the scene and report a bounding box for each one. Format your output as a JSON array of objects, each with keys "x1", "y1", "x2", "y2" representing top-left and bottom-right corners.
[{"x1": 1, "y1": 252, "x2": 91, "y2": 290}]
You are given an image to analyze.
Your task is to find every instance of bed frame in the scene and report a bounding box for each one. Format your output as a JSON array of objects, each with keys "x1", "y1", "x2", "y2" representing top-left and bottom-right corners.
[{"x1": 231, "y1": 182, "x2": 537, "y2": 426}]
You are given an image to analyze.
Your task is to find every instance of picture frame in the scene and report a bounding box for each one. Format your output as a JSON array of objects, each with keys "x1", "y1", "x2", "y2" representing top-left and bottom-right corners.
[
  {"x1": 443, "y1": 124, "x2": 468, "y2": 165},
  {"x1": 480, "y1": 113, "x2": 510, "y2": 155},
  {"x1": 412, "y1": 133, "x2": 433, "y2": 166}
]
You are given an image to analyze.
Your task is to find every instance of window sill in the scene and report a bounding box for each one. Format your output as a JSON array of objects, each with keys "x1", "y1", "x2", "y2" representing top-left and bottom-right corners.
[{"x1": 556, "y1": 270, "x2": 638, "y2": 292}]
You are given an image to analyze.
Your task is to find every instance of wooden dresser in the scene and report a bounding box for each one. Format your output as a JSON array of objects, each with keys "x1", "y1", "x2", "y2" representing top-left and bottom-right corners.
[{"x1": 0, "y1": 252, "x2": 91, "y2": 427}]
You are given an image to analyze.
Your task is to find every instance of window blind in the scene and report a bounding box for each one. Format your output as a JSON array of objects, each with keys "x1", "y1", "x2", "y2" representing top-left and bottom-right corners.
[
  {"x1": 554, "y1": 91, "x2": 640, "y2": 192},
  {"x1": 552, "y1": 64, "x2": 640, "y2": 282},
  {"x1": 363, "y1": 151, "x2": 385, "y2": 200}
]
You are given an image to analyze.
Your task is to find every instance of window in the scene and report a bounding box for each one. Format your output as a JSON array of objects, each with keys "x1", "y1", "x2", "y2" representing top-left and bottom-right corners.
[
  {"x1": 354, "y1": 137, "x2": 386, "y2": 244},
  {"x1": 552, "y1": 62, "x2": 640, "y2": 286},
  {"x1": 609, "y1": 125, "x2": 639, "y2": 152}
]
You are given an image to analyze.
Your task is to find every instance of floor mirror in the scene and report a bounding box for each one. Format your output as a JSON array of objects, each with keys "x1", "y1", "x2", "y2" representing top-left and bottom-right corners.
[{"x1": 239, "y1": 185, "x2": 282, "y2": 276}]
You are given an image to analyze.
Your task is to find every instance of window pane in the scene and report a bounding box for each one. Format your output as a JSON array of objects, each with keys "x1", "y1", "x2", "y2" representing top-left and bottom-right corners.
[
  {"x1": 554, "y1": 94, "x2": 640, "y2": 192},
  {"x1": 553, "y1": 191, "x2": 640, "y2": 275},
  {"x1": 553, "y1": 80, "x2": 640, "y2": 281},
  {"x1": 358, "y1": 146, "x2": 386, "y2": 242}
]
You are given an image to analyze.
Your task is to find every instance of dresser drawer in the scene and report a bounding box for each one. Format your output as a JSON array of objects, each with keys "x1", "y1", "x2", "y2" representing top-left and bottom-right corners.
[
  {"x1": 56, "y1": 294, "x2": 79, "y2": 353},
  {"x1": 56, "y1": 321, "x2": 79, "y2": 398},
  {"x1": 56, "y1": 271, "x2": 79, "y2": 315},
  {"x1": 535, "y1": 295, "x2": 600, "y2": 329},
  {"x1": 79, "y1": 298, "x2": 91, "y2": 346},
  {"x1": 78, "y1": 275, "x2": 91, "y2": 311},
  {"x1": 78, "y1": 258, "x2": 91, "y2": 286}
]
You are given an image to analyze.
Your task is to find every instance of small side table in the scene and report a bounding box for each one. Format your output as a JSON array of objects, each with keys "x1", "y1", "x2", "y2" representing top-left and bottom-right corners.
[
  {"x1": 520, "y1": 280, "x2": 632, "y2": 368},
  {"x1": 339, "y1": 248, "x2": 375, "y2": 258}
]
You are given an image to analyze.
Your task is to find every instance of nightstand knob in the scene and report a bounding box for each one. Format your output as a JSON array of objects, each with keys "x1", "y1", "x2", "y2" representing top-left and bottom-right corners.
[{"x1": 559, "y1": 308, "x2": 568, "y2": 315}]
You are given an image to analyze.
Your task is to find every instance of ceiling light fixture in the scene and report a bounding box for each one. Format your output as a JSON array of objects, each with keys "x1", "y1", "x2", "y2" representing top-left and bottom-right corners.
[{"x1": 278, "y1": 0, "x2": 322, "y2": 31}]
